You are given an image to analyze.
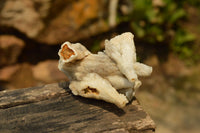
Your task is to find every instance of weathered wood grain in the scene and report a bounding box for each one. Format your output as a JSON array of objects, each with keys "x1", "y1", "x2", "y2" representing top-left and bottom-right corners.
[
  {"x1": 0, "y1": 82, "x2": 155, "y2": 133},
  {"x1": 0, "y1": 82, "x2": 69, "y2": 109}
]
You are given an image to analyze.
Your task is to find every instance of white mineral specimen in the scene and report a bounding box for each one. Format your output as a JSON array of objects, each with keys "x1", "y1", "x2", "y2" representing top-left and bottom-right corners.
[{"x1": 58, "y1": 32, "x2": 152, "y2": 108}]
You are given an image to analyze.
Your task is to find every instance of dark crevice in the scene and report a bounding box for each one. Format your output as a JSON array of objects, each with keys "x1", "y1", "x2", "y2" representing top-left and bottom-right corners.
[
  {"x1": 18, "y1": 43, "x2": 60, "y2": 65},
  {"x1": 0, "y1": 100, "x2": 36, "y2": 110},
  {"x1": 0, "y1": 81, "x2": 8, "y2": 91},
  {"x1": 0, "y1": 21, "x2": 170, "y2": 65},
  {"x1": 128, "y1": 128, "x2": 155, "y2": 133},
  {"x1": 0, "y1": 26, "x2": 61, "y2": 65}
]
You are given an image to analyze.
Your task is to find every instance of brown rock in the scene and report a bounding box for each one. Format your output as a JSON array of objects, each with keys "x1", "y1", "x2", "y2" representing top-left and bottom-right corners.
[
  {"x1": 32, "y1": 60, "x2": 67, "y2": 83},
  {"x1": 0, "y1": 60, "x2": 67, "y2": 90},
  {"x1": 9, "y1": 63, "x2": 37, "y2": 89},
  {"x1": 0, "y1": 35, "x2": 25, "y2": 66},
  {"x1": 37, "y1": 0, "x2": 108, "y2": 44},
  {"x1": 0, "y1": 63, "x2": 37, "y2": 90},
  {"x1": 33, "y1": 0, "x2": 51, "y2": 18},
  {"x1": 0, "y1": 0, "x2": 44, "y2": 37},
  {"x1": 0, "y1": 0, "x2": 109, "y2": 44},
  {"x1": 0, "y1": 65, "x2": 20, "y2": 81}
]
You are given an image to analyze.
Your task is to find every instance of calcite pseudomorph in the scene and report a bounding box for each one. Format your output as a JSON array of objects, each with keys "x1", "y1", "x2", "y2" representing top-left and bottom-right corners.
[{"x1": 58, "y1": 32, "x2": 152, "y2": 108}]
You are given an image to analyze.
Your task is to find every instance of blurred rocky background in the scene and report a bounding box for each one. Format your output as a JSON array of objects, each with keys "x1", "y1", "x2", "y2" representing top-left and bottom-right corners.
[{"x1": 0, "y1": 0, "x2": 200, "y2": 133}]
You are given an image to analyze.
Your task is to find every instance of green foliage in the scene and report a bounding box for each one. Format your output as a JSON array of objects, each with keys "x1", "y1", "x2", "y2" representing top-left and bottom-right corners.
[
  {"x1": 118, "y1": 0, "x2": 198, "y2": 62},
  {"x1": 172, "y1": 29, "x2": 195, "y2": 59}
]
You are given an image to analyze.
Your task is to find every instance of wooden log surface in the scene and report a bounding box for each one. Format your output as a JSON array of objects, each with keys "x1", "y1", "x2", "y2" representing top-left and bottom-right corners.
[{"x1": 0, "y1": 82, "x2": 155, "y2": 133}]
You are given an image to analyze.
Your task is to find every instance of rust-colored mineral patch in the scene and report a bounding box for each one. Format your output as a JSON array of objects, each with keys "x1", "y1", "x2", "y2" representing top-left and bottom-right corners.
[
  {"x1": 83, "y1": 87, "x2": 99, "y2": 95},
  {"x1": 60, "y1": 44, "x2": 75, "y2": 60}
]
